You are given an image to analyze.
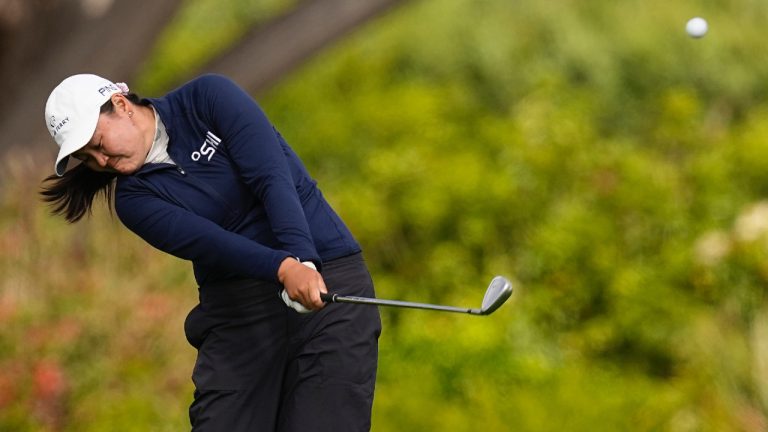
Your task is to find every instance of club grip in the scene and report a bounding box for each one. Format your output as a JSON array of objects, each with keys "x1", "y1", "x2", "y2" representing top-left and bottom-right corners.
[{"x1": 320, "y1": 292, "x2": 336, "y2": 303}]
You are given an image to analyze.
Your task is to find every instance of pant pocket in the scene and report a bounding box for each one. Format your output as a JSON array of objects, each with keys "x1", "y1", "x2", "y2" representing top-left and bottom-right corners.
[
  {"x1": 189, "y1": 388, "x2": 239, "y2": 430},
  {"x1": 184, "y1": 303, "x2": 211, "y2": 349},
  {"x1": 191, "y1": 311, "x2": 290, "y2": 391}
]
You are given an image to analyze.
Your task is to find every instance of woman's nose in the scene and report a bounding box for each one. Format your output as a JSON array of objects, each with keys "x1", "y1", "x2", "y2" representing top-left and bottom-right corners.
[{"x1": 95, "y1": 153, "x2": 109, "y2": 167}]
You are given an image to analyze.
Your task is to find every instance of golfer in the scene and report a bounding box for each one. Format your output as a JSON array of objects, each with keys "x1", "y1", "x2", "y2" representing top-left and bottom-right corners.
[{"x1": 40, "y1": 73, "x2": 381, "y2": 431}]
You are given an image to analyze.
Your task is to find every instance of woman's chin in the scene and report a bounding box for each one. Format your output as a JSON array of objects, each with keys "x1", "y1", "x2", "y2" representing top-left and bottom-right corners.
[
  {"x1": 110, "y1": 160, "x2": 140, "y2": 175},
  {"x1": 114, "y1": 166, "x2": 138, "y2": 175}
]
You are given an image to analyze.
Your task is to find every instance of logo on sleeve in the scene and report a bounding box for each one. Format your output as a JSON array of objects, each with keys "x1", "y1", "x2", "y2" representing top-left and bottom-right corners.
[{"x1": 191, "y1": 131, "x2": 222, "y2": 162}]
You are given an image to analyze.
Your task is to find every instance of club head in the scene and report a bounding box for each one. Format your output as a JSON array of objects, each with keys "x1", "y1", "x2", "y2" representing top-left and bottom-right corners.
[{"x1": 478, "y1": 276, "x2": 513, "y2": 315}]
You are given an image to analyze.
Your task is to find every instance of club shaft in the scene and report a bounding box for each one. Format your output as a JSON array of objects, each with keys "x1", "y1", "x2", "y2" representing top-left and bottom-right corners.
[{"x1": 321, "y1": 293, "x2": 481, "y2": 314}]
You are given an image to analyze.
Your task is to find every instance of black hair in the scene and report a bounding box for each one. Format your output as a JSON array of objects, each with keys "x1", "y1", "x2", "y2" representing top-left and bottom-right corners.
[{"x1": 40, "y1": 93, "x2": 149, "y2": 223}]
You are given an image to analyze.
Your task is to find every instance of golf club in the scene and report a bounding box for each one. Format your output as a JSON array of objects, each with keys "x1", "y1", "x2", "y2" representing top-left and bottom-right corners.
[{"x1": 320, "y1": 276, "x2": 513, "y2": 315}]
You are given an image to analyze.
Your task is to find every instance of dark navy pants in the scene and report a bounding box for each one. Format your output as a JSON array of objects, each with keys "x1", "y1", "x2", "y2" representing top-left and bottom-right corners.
[{"x1": 184, "y1": 253, "x2": 381, "y2": 431}]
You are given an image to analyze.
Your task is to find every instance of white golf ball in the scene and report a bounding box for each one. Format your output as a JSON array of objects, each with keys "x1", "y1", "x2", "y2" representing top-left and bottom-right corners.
[{"x1": 686, "y1": 17, "x2": 708, "y2": 38}]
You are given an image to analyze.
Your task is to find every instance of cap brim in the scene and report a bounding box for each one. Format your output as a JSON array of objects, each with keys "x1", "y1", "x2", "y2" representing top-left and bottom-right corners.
[
  {"x1": 53, "y1": 108, "x2": 100, "y2": 176},
  {"x1": 55, "y1": 156, "x2": 71, "y2": 176}
]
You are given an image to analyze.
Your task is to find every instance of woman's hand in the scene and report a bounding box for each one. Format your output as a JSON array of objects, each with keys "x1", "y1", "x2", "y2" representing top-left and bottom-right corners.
[{"x1": 277, "y1": 257, "x2": 327, "y2": 311}]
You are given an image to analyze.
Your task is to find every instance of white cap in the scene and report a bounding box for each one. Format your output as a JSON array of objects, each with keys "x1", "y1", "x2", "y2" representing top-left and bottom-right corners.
[{"x1": 45, "y1": 74, "x2": 126, "y2": 176}]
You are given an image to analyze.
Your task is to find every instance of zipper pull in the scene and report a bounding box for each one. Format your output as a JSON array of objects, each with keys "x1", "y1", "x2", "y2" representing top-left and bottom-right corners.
[{"x1": 169, "y1": 156, "x2": 185, "y2": 175}]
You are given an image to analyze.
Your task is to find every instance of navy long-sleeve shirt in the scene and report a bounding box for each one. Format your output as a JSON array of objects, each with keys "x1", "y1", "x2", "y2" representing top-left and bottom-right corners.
[{"x1": 114, "y1": 74, "x2": 360, "y2": 285}]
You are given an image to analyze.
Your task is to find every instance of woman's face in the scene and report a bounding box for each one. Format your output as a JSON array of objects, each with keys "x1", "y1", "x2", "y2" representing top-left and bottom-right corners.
[{"x1": 72, "y1": 99, "x2": 150, "y2": 175}]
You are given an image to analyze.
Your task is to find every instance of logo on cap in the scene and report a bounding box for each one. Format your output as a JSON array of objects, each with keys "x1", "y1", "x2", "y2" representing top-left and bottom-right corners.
[
  {"x1": 48, "y1": 115, "x2": 70, "y2": 137},
  {"x1": 98, "y1": 84, "x2": 119, "y2": 96}
]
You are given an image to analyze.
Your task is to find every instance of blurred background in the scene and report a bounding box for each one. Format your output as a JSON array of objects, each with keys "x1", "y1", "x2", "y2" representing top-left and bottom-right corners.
[{"x1": 2, "y1": 0, "x2": 768, "y2": 430}]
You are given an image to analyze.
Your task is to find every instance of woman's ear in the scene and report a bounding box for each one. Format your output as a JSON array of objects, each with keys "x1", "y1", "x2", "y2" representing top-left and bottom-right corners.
[{"x1": 110, "y1": 93, "x2": 129, "y2": 114}]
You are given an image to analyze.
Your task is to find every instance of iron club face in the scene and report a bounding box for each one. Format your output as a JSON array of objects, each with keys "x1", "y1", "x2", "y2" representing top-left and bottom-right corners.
[{"x1": 477, "y1": 276, "x2": 513, "y2": 315}]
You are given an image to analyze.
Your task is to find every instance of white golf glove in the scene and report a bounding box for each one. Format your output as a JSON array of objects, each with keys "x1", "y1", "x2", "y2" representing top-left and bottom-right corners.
[{"x1": 279, "y1": 260, "x2": 317, "y2": 313}]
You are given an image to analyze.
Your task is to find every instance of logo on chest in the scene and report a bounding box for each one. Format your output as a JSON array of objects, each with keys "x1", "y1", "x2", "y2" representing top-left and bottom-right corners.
[{"x1": 191, "y1": 131, "x2": 222, "y2": 162}]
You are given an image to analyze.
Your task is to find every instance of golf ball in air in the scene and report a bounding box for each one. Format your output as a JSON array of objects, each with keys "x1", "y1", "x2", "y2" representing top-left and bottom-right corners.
[{"x1": 686, "y1": 17, "x2": 708, "y2": 38}]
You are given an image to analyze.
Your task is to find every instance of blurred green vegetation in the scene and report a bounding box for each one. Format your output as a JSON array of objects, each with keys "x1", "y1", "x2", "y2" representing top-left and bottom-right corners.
[
  {"x1": 4, "y1": 0, "x2": 768, "y2": 430},
  {"x1": 137, "y1": 0, "x2": 298, "y2": 94}
]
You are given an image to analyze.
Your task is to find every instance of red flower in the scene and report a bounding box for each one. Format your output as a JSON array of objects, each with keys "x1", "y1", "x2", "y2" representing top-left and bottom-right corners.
[{"x1": 33, "y1": 360, "x2": 67, "y2": 400}]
